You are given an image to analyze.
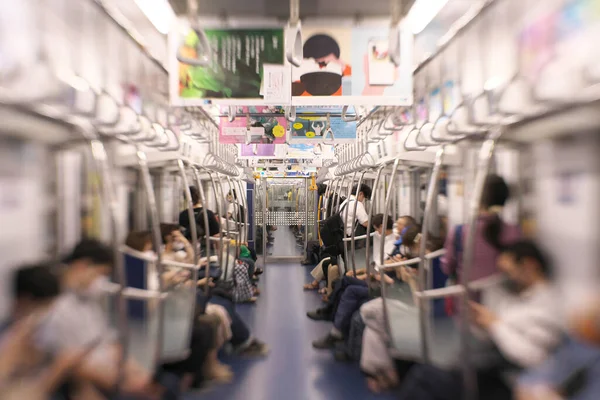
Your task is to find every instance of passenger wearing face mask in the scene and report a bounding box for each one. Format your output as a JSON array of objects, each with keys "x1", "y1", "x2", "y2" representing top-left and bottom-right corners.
[
  {"x1": 35, "y1": 239, "x2": 180, "y2": 399},
  {"x1": 396, "y1": 240, "x2": 563, "y2": 400}
]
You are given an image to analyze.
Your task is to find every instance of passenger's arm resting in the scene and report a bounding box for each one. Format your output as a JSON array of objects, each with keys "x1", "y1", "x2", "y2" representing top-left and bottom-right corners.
[{"x1": 489, "y1": 316, "x2": 562, "y2": 368}]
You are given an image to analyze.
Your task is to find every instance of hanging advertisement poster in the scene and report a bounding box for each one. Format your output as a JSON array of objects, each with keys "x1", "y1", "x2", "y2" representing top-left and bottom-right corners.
[
  {"x1": 169, "y1": 28, "x2": 286, "y2": 106},
  {"x1": 219, "y1": 106, "x2": 287, "y2": 144},
  {"x1": 288, "y1": 106, "x2": 357, "y2": 143},
  {"x1": 349, "y1": 26, "x2": 413, "y2": 105},
  {"x1": 290, "y1": 25, "x2": 412, "y2": 106},
  {"x1": 287, "y1": 144, "x2": 316, "y2": 158},
  {"x1": 239, "y1": 144, "x2": 276, "y2": 158},
  {"x1": 290, "y1": 27, "x2": 353, "y2": 104}
]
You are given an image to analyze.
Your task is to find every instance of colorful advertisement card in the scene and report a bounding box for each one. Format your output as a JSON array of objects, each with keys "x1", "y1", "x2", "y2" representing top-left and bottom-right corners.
[
  {"x1": 219, "y1": 106, "x2": 287, "y2": 144},
  {"x1": 170, "y1": 28, "x2": 285, "y2": 105}
]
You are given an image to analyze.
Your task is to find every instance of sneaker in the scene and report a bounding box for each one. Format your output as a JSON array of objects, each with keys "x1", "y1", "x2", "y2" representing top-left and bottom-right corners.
[
  {"x1": 237, "y1": 339, "x2": 269, "y2": 357},
  {"x1": 312, "y1": 333, "x2": 343, "y2": 350},
  {"x1": 306, "y1": 309, "x2": 330, "y2": 321}
]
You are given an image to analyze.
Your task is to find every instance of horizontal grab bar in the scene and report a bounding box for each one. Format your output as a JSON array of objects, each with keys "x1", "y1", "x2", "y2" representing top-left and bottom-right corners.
[
  {"x1": 343, "y1": 232, "x2": 377, "y2": 241},
  {"x1": 416, "y1": 285, "x2": 464, "y2": 300},
  {"x1": 425, "y1": 248, "x2": 446, "y2": 259},
  {"x1": 415, "y1": 274, "x2": 503, "y2": 300},
  {"x1": 377, "y1": 256, "x2": 421, "y2": 269},
  {"x1": 123, "y1": 287, "x2": 169, "y2": 300}
]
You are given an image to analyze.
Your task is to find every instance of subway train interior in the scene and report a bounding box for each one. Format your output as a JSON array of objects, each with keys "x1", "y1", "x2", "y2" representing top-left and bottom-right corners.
[{"x1": 1, "y1": 0, "x2": 600, "y2": 399}]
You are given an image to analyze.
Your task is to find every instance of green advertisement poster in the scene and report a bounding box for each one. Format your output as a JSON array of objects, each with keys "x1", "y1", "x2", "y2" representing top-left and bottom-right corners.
[{"x1": 173, "y1": 28, "x2": 285, "y2": 104}]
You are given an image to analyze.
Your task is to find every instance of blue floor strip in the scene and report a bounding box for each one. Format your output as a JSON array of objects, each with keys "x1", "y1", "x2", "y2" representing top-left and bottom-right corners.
[{"x1": 186, "y1": 261, "x2": 397, "y2": 400}]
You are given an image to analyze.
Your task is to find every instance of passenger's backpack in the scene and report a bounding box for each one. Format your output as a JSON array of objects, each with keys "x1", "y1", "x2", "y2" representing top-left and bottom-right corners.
[{"x1": 319, "y1": 202, "x2": 348, "y2": 256}]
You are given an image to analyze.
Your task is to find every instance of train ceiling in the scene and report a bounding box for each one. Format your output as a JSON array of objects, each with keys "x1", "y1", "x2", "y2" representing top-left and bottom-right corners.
[{"x1": 168, "y1": 0, "x2": 416, "y2": 19}]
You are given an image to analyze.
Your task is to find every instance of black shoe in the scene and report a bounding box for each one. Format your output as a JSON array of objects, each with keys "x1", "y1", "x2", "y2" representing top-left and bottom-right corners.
[
  {"x1": 312, "y1": 334, "x2": 343, "y2": 350},
  {"x1": 334, "y1": 349, "x2": 352, "y2": 363},
  {"x1": 306, "y1": 308, "x2": 330, "y2": 321}
]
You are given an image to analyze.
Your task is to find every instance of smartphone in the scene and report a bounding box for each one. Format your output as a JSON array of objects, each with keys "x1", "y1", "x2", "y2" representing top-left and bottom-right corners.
[{"x1": 367, "y1": 39, "x2": 395, "y2": 86}]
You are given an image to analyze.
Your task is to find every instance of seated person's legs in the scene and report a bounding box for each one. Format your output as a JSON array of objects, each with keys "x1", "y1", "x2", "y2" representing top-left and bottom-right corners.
[
  {"x1": 313, "y1": 284, "x2": 369, "y2": 349},
  {"x1": 209, "y1": 295, "x2": 268, "y2": 356}
]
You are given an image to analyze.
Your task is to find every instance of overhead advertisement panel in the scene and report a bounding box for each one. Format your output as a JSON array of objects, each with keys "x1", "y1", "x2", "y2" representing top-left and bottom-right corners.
[
  {"x1": 169, "y1": 28, "x2": 288, "y2": 106},
  {"x1": 219, "y1": 106, "x2": 287, "y2": 144},
  {"x1": 290, "y1": 25, "x2": 413, "y2": 107},
  {"x1": 288, "y1": 106, "x2": 357, "y2": 143}
]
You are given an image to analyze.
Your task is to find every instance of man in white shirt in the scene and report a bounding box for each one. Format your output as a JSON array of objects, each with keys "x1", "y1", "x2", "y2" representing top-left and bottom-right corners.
[
  {"x1": 340, "y1": 184, "x2": 372, "y2": 237},
  {"x1": 396, "y1": 240, "x2": 564, "y2": 399}
]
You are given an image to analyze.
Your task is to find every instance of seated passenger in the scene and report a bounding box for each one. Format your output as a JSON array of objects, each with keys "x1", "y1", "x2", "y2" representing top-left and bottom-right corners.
[
  {"x1": 397, "y1": 240, "x2": 564, "y2": 399},
  {"x1": 35, "y1": 240, "x2": 181, "y2": 399},
  {"x1": 179, "y1": 186, "x2": 221, "y2": 243},
  {"x1": 443, "y1": 174, "x2": 521, "y2": 284},
  {"x1": 160, "y1": 222, "x2": 194, "y2": 264},
  {"x1": 515, "y1": 296, "x2": 600, "y2": 400},
  {"x1": 307, "y1": 218, "x2": 418, "y2": 323},
  {"x1": 0, "y1": 264, "x2": 99, "y2": 400},
  {"x1": 310, "y1": 215, "x2": 397, "y2": 349},
  {"x1": 340, "y1": 183, "x2": 373, "y2": 252}
]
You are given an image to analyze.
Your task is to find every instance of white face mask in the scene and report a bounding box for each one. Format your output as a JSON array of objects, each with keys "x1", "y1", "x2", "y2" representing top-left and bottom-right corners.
[
  {"x1": 82, "y1": 275, "x2": 110, "y2": 299},
  {"x1": 393, "y1": 227, "x2": 400, "y2": 238},
  {"x1": 172, "y1": 241, "x2": 185, "y2": 252}
]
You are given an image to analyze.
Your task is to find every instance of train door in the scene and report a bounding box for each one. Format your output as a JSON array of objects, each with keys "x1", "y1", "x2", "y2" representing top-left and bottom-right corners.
[{"x1": 258, "y1": 177, "x2": 313, "y2": 262}]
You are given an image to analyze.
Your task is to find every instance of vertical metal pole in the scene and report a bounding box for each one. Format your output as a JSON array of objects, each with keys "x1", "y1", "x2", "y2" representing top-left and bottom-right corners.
[
  {"x1": 205, "y1": 171, "x2": 224, "y2": 270},
  {"x1": 350, "y1": 171, "x2": 367, "y2": 276},
  {"x1": 460, "y1": 129, "x2": 502, "y2": 400},
  {"x1": 135, "y1": 149, "x2": 165, "y2": 368},
  {"x1": 304, "y1": 178, "x2": 309, "y2": 258},
  {"x1": 176, "y1": 160, "x2": 199, "y2": 350},
  {"x1": 365, "y1": 166, "x2": 385, "y2": 282},
  {"x1": 191, "y1": 167, "x2": 212, "y2": 296},
  {"x1": 213, "y1": 174, "x2": 231, "y2": 279},
  {"x1": 417, "y1": 147, "x2": 445, "y2": 364},
  {"x1": 262, "y1": 178, "x2": 267, "y2": 267},
  {"x1": 342, "y1": 172, "x2": 358, "y2": 273},
  {"x1": 226, "y1": 176, "x2": 241, "y2": 257},
  {"x1": 88, "y1": 139, "x2": 127, "y2": 393},
  {"x1": 380, "y1": 158, "x2": 401, "y2": 345}
]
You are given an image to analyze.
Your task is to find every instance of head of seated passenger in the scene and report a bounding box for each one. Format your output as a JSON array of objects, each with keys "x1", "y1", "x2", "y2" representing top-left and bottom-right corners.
[
  {"x1": 351, "y1": 183, "x2": 372, "y2": 203},
  {"x1": 61, "y1": 239, "x2": 114, "y2": 297},
  {"x1": 160, "y1": 223, "x2": 188, "y2": 249},
  {"x1": 372, "y1": 214, "x2": 394, "y2": 236},
  {"x1": 226, "y1": 190, "x2": 236, "y2": 203},
  {"x1": 125, "y1": 230, "x2": 153, "y2": 253},
  {"x1": 189, "y1": 185, "x2": 201, "y2": 207},
  {"x1": 496, "y1": 240, "x2": 551, "y2": 294},
  {"x1": 395, "y1": 215, "x2": 417, "y2": 236},
  {"x1": 10, "y1": 263, "x2": 60, "y2": 322},
  {"x1": 398, "y1": 224, "x2": 422, "y2": 258}
]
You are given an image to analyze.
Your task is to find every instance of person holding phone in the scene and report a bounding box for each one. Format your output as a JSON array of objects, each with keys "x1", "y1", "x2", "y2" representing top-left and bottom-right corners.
[{"x1": 395, "y1": 240, "x2": 564, "y2": 400}]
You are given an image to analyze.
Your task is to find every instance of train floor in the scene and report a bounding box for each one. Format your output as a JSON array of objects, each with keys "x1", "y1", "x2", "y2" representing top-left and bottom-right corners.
[{"x1": 186, "y1": 262, "x2": 396, "y2": 400}]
